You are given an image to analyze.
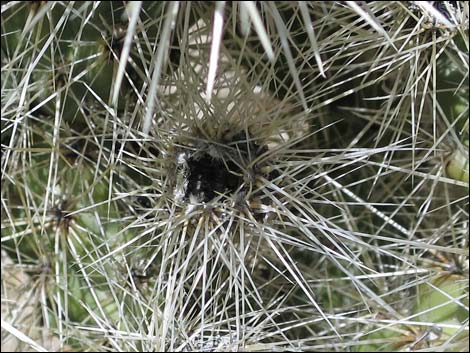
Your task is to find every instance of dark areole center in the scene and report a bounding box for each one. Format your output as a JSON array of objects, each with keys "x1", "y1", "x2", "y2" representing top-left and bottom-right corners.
[
  {"x1": 183, "y1": 131, "x2": 269, "y2": 203},
  {"x1": 186, "y1": 154, "x2": 242, "y2": 202}
]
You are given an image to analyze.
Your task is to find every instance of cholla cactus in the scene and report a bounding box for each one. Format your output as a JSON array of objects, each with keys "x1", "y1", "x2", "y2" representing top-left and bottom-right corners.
[{"x1": 2, "y1": 2, "x2": 468, "y2": 352}]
